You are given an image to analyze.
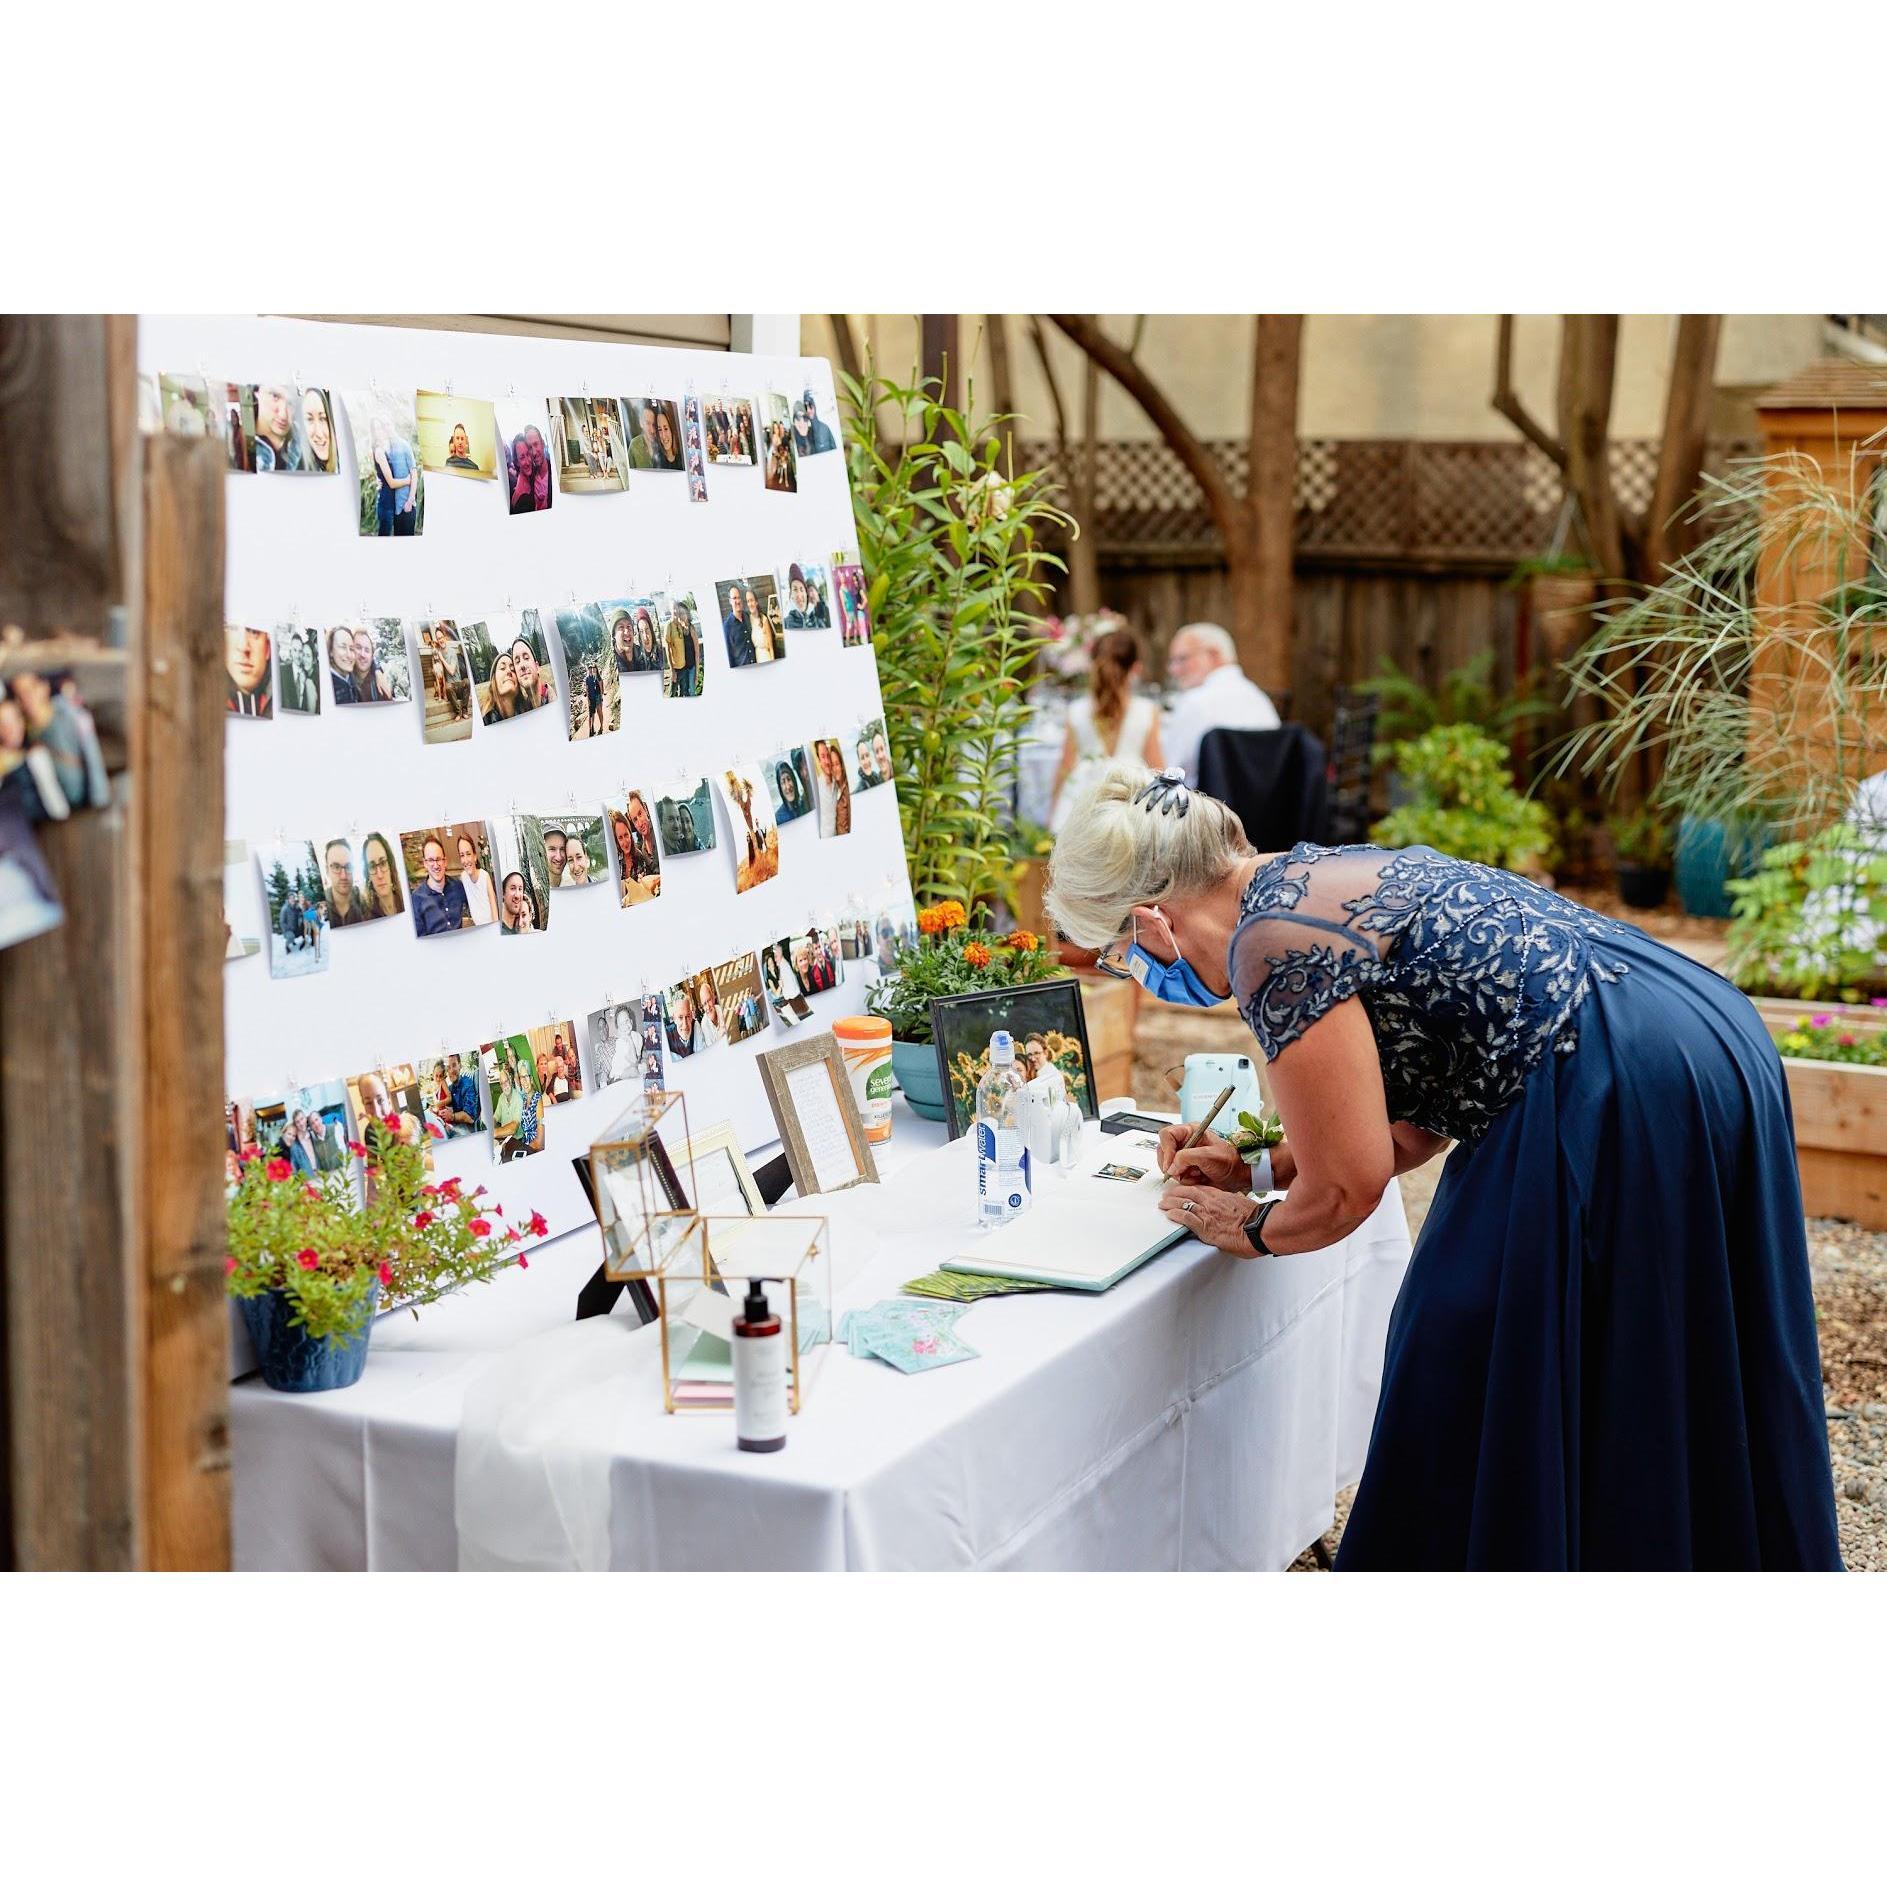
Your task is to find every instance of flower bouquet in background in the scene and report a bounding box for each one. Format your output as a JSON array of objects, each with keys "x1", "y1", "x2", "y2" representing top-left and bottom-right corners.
[
  {"x1": 867, "y1": 900, "x2": 1061, "y2": 1120},
  {"x1": 1036, "y1": 609, "x2": 1130, "y2": 696},
  {"x1": 225, "y1": 1113, "x2": 536, "y2": 1391}
]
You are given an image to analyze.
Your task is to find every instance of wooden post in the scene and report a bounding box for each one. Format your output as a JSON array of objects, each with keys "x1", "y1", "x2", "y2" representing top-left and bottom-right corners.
[
  {"x1": 0, "y1": 315, "x2": 144, "y2": 1569},
  {"x1": 921, "y1": 314, "x2": 959, "y2": 414},
  {"x1": 141, "y1": 432, "x2": 230, "y2": 1570},
  {"x1": 0, "y1": 318, "x2": 230, "y2": 1570}
]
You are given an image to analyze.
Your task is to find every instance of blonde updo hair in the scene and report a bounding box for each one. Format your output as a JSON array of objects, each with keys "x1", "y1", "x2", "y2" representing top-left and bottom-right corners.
[{"x1": 1045, "y1": 762, "x2": 1253, "y2": 948}]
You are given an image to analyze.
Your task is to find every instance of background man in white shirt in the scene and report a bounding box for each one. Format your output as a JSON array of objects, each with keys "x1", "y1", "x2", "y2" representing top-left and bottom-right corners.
[{"x1": 1160, "y1": 622, "x2": 1281, "y2": 784}]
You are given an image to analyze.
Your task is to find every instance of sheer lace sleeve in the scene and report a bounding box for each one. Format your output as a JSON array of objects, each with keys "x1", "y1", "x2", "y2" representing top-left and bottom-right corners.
[{"x1": 1231, "y1": 848, "x2": 1393, "y2": 1060}]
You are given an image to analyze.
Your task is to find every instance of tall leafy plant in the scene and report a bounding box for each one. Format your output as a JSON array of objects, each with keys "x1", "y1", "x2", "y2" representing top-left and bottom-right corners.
[{"x1": 842, "y1": 372, "x2": 1072, "y2": 911}]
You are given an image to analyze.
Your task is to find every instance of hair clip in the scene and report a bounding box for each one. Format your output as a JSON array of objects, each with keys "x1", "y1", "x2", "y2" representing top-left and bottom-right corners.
[{"x1": 1133, "y1": 768, "x2": 1192, "y2": 819}]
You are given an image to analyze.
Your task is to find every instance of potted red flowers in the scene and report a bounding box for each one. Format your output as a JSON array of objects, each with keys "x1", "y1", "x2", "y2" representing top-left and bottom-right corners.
[{"x1": 226, "y1": 1112, "x2": 541, "y2": 1391}]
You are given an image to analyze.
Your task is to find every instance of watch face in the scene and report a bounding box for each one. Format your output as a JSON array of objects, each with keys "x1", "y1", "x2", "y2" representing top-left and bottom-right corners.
[{"x1": 1244, "y1": 1199, "x2": 1276, "y2": 1254}]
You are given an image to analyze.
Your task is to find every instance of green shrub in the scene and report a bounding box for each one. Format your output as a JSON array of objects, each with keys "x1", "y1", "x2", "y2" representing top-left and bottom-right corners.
[
  {"x1": 1369, "y1": 723, "x2": 1553, "y2": 871},
  {"x1": 1607, "y1": 807, "x2": 1673, "y2": 869},
  {"x1": 1726, "y1": 824, "x2": 1887, "y2": 998}
]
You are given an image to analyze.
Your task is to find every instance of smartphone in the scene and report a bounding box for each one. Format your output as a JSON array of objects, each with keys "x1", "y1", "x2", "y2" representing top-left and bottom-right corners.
[{"x1": 1100, "y1": 1111, "x2": 1175, "y2": 1137}]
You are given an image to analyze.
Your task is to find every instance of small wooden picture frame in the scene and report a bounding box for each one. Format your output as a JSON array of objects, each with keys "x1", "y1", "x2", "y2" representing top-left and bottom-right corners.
[
  {"x1": 755, "y1": 1031, "x2": 879, "y2": 1198},
  {"x1": 676, "y1": 1119, "x2": 766, "y2": 1217}
]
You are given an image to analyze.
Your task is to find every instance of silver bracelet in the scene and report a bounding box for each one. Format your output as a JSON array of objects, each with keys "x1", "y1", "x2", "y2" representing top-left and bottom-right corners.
[{"x1": 1251, "y1": 1148, "x2": 1274, "y2": 1193}]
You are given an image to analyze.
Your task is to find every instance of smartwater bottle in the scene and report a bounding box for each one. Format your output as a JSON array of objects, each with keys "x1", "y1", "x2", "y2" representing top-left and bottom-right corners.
[{"x1": 975, "y1": 1030, "x2": 1032, "y2": 1230}]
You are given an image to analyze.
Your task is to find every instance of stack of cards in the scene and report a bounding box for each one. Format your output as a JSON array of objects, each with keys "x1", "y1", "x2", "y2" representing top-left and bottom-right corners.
[
  {"x1": 901, "y1": 1270, "x2": 1055, "y2": 1303},
  {"x1": 837, "y1": 1300, "x2": 980, "y2": 1373}
]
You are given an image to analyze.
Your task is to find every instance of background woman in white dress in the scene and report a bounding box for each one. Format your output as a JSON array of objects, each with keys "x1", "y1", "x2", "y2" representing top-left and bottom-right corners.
[{"x1": 1049, "y1": 626, "x2": 1163, "y2": 834}]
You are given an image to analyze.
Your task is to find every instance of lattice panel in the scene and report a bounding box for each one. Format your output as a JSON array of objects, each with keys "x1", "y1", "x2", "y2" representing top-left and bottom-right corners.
[{"x1": 1013, "y1": 437, "x2": 1759, "y2": 563}]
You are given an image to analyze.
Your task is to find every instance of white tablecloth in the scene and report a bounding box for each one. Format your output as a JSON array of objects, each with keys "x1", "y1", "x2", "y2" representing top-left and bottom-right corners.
[{"x1": 232, "y1": 1101, "x2": 1412, "y2": 1570}]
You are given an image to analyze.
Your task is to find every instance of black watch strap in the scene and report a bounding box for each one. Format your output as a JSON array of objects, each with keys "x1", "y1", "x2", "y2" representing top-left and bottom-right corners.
[{"x1": 1243, "y1": 1196, "x2": 1280, "y2": 1255}]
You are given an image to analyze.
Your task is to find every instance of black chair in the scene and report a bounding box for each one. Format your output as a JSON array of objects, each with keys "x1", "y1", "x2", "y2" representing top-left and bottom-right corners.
[
  {"x1": 1197, "y1": 726, "x2": 1329, "y2": 854},
  {"x1": 1323, "y1": 689, "x2": 1379, "y2": 845}
]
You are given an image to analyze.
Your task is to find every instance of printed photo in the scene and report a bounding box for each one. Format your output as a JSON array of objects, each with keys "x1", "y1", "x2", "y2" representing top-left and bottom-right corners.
[
  {"x1": 761, "y1": 936, "x2": 814, "y2": 1028},
  {"x1": 224, "y1": 623, "x2": 273, "y2": 719},
  {"x1": 225, "y1": 1100, "x2": 258, "y2": 1183},
  {"x1": 1094, "y1": 1162, "x2": 1147, "y2": 1184},
  {"x1": 527, "y1": 1020, "x2": 583, "y2": 1105},
  {"x1": 780, "y1": 559, "x2": 832, "y2": 629},
  {"x1": 410, "y1": 621, "x2": 470, "y2": 744},
  {"x1": 221, "y1": 381, "x2": 252, "y2": 471},
  {"x1": 220, "y1": 839, "x2": 258, "y2": 962},
  {"x1": 253, "y1": 1080, "x2": 352, "y2": 1173},
  {"x1": 401, "y1": 821, "x2": 498, "y2": 938},
  {"x1": 416, "y1": 388, "x2": 498, "y2": 480},
  {"x1": 341, "y1": 387, "x2": 425, "y2": 535},
  {"x1": 718, "y1": 765, "x2": 780, "y2": 894},
  {"x1": 0, "y1": 785, "x2": 63, "y2": 953},
  {"x1": 838, "y1": 913, "x2": 873, "y2": 961},
  {"x1": 767, "y1": 744, "x2": 814, "y2": 825},
  {"x1": 554, "y1": 395, "x2": 632, "y2": 493},
  {"x1": 810, "y1": 735, "x2": 852, "y2": 837},
  {"x1": 716, "y1": 573, "x2": 785, "y2": 668},
  {"x1": 641, "y1": 993, "x2": 666, "y2": 1094},
  {"x1": 323, "y1": 829, "x2": 405, "y2": 927},
  {"x1": 853, "y1": 716, "x2": 894, "y2": 792},
  {"x1": 604, "y1": 597, "x2": 664, "y2": 679},
  {"x1": 627, "y1": 397, "x2": 686, "y2": 472},
  {"x1": 237, "y1": 381, "x2": 338, "y2": 474},
  {"x1": 419, "y1": 1048, "x2": 484, "y2": 1139},
  {"x1": 590, "y1": 1001, "x2": 644, "y2": 1090},
  {"x1": 465, "y1": 611, "x2": 557, "y2": 725},
  {"x1": 876, "y1": 899, "x2": 919, "y2": 970},
  {"x1": 256, "y1": 840, "x2": 329, "y2": 978},
  {"x1": 792, "y1": 919, "x2": 844, "y2": 995},
  {"x1": 662, "y1": 976, "x2": 711, "y2": 1059},
  {"x1": 607, "y1": 794, "x2": 663, "y2": 906},
  {"x1": 702, "y1": 396, "x2": 757, "y2": 467},
  {"x1": 346, "y1": 1064, "x2": 439, "y2": 1168},
  {"x1": 158, "y1": 373, "x2": 226, "y2": 442},
  {"x1": 538, "y1": 813, "x2": 607, "y2": 891},
  {"x1": 496, "y1": 398, "x2": 554, "y2": 514},
  {"x1": 792, "y1": 388, "x2": 839, "y2": 458},
  {"x1": 276, "y1": 623, "x2": 322, "y2": 715},
  {"x1": 834, "y1": 561, "x2": 873, "y2": 646},
  {"x1": 358, "y1": 619, "x2": 414, "y2": 706},
  {"x1": 658, "y1": 592, "x2": 705, "y2": 699},
  {"x1": 492, "y1": 814, "x2": 552, "y2": 935},
  {"x1": 711, "y1": 950, "x2": 770, "y2": 1047},
  {"x1": 482, "y1": 1034, "x2": 549, "y2": 1160},
  {"x1": 556, "y1": 604, "x2": 620, "y2": 739},
  {"x1": 683, "y1": 396, "x2": 708, "y2": 502},
  {"x1": 762, "y1": 391, "x2": 798, "y2": 493},
  {"x1": 655, "y1": 779, "x2": 715, "y2": 857}
]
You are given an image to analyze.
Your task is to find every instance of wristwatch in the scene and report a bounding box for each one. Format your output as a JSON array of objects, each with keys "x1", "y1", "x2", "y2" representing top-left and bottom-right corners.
[{"x1": 1242, "y1": 1196, "x2": 1280, "y2": 1256}]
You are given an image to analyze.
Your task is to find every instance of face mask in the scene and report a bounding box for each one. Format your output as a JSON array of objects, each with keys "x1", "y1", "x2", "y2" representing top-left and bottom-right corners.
[{"x1": 1127, "y1": 941, "x2": 1222, "y2": 1007}]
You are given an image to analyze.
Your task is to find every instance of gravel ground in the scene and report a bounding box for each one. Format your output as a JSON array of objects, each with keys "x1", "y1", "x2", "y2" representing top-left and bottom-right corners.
[{"x1": 1131, "y1": 998, "x2": 1884, "y2": 1572}]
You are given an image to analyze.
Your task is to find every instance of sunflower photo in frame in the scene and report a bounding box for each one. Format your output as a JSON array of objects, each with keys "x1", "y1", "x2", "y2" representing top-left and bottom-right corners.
[{"x1": 930, "y1": 978, "x2": 1097, "y2": 1141}]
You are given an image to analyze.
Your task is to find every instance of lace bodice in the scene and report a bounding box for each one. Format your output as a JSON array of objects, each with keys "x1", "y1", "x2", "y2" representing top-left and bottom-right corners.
[{"x1": 1229, "y1": 843, "x2": 1634, "y2": 1143}]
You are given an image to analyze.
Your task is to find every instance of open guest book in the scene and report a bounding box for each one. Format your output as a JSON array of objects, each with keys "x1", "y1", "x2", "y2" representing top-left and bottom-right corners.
[{"x1": 941, "y1": 1135, "x2": 1195, "y2": 1293}]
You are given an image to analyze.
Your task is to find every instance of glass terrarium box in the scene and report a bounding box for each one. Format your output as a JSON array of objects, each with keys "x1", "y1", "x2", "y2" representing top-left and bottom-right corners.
[
  {"x1": 588, "y1": 1089, "x2": 697, "y2": 1282},
  {"x1": 656, "y1": 1214, "x2": 833, "y2": 1415}
]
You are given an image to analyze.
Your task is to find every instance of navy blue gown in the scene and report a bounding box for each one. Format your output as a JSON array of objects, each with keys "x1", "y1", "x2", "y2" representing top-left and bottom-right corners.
[{"x1": 1229, "y1": 843, "x2": 1842, "y2": 1571}]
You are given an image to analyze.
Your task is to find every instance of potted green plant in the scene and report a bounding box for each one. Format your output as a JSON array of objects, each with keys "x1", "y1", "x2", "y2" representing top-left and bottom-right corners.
[
  {"x1": 1368, "y1": 723, "x2": 1554, "y2": 873},
  {"x1": 842, "y1": 369, "x2": 1071, "y2": 917},
  {"x1": 866, "y1": 899, "x2": 1061, "y2": 1119},
  {"x1": 226, "y1": 1114, "x2": 531, "y2": 1391},
  {"x1": 1608, "y1": 807, "x2": 1673, "y2": 909}
]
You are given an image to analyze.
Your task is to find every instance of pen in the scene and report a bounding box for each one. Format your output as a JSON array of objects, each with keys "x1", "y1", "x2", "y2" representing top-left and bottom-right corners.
[{"x1": 1175, "y1": 1086, "x2": 1236, "y2": 1159}]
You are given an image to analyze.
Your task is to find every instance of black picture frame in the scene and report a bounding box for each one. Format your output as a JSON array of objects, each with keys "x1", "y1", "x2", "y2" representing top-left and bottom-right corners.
[
  {"x1": 569, "y1": 1121, "x2": 689, "y2": 1325},
  {"x1": 929, "y1": 977, "x2": 1098, "y2": 1141}
]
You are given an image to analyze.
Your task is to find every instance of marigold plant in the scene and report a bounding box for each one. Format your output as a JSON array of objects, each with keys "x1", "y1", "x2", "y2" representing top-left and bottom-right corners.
[{"x1": 867, "y1": 909, "x2": 1061, "y2": 1044}]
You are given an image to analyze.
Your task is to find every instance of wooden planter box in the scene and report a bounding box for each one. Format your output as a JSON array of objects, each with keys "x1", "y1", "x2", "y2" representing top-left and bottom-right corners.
[
  {"x1": 1071, "y1": 969, "x2": 1140, "y2": 1108},
  {"x1": 1753, "y1": 997, "x2": 1887, "y2": 1228}
]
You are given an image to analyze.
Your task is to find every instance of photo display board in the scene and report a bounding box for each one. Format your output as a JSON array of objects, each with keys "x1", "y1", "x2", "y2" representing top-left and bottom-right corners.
[{"x1": 140, "y1": 314, "x2": 911, "y2": 1260}]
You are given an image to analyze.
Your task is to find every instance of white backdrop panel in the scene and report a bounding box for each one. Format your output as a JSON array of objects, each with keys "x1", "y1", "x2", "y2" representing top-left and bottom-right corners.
[{"x1": 140, "y1": 313, "x2": 909, "y2": 1257}]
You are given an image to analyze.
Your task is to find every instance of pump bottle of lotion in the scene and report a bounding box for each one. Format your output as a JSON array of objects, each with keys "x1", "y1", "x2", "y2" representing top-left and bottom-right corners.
[{"x1": 731, "y1": 1276, "x2": 787, "y2": 1453}]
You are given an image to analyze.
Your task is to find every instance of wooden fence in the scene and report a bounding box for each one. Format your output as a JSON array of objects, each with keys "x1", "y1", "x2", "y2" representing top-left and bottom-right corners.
[{"x1": 1020, "y1": 435, "x2": 1758, "y2": 735}]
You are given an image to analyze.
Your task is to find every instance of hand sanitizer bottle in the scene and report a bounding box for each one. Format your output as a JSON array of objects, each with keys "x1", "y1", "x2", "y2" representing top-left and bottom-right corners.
[{"x1": 975, "y1": 1030, "x2": 1031, "y2": 1230}]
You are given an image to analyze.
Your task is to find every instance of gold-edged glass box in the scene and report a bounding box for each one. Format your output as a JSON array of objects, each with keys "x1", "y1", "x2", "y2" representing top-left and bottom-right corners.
[
  {"x1": 656, "y1": 1214, "x2": 833, "y2": 1414},
  {"x1": 589, "y1": 1089, "x2": 698, "y2": 1282}
]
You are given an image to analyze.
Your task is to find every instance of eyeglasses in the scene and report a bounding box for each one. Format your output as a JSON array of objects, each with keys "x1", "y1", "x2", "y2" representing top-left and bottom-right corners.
[{"x1": 1094, "y1": 913, "x2": 1143, "y2": 982}]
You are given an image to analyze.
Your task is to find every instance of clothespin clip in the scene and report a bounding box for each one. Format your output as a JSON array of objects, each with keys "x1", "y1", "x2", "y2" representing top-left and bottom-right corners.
[
  {"x1": 506, "y1": 382, "x2": 517, "y2": 399},
  {"x1": 444, "y1": 376, "x2": 454, "y2": 396}
]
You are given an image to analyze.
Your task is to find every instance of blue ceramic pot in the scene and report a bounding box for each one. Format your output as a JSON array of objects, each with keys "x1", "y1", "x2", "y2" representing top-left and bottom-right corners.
[
  {"x1": 238, "y1": 1281, "x2": 379, "y2": 1393},
  {"x1": 1674, "y1": 815, "x2": 1763, "y2": 920},
  {"x1": 891, "y1": 1037, "x2": 948, "y2": 1122}
]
